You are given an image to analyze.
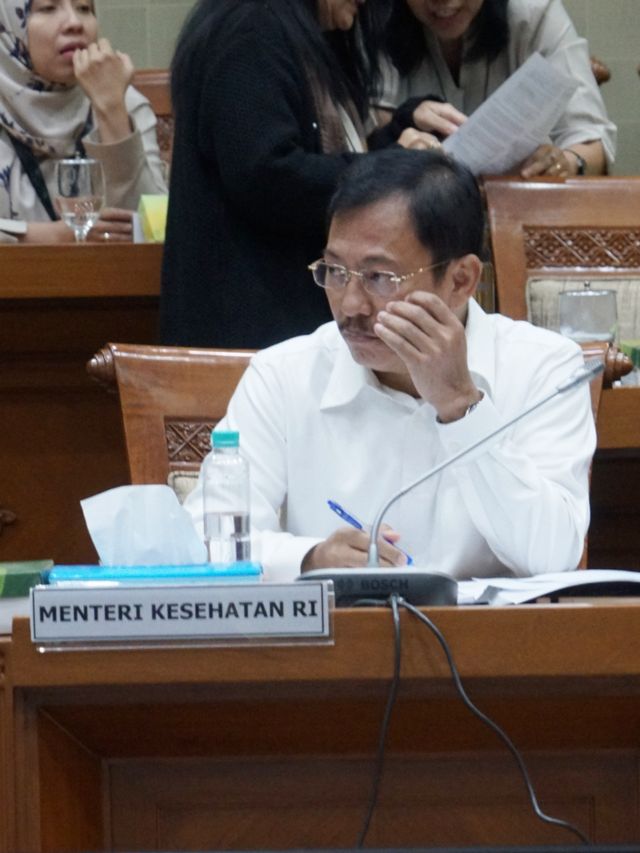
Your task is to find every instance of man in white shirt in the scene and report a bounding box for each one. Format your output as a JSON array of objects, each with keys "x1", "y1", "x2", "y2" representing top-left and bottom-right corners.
[{"x1": 184, "y1": 148, "x2": 595, "y2": 582}]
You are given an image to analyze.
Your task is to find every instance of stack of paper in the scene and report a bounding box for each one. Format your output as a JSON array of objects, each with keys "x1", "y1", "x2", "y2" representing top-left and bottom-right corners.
[{"x1": 458, "y1": 569, "x2": 640, "y2": 606}]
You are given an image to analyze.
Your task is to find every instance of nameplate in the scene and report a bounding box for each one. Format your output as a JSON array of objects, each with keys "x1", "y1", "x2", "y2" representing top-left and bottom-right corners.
[{"x1": 30, "y1": 582, "x2": 330, "y2": 644}]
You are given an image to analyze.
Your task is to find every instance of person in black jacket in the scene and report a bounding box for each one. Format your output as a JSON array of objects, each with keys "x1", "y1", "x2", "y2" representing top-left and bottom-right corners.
[{"x1": 160, "y1": 0, "x2": 436, "y2": 349}]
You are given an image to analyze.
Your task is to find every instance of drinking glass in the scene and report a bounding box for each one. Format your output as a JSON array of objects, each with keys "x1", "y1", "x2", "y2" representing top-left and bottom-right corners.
[
  {"x1": 558, "y1": 284, "x2": 617, "y2": 344},
  {"x1": 55, "y1": 158, "x2": 105, "y2": 243}
]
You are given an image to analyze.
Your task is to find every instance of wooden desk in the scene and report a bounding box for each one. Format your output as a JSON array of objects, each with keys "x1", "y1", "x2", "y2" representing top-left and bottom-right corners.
[
  {"x1": 0, "y1": 244, "x2": 162, "y2": 564},
  {"x1": 2, "y1": 605, "x2": 640, "y2": 851}
]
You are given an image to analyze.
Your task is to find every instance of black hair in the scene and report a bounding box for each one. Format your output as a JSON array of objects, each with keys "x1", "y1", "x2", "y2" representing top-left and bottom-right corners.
[
  {"x1": 328, "y1": 148, "x2": 484, "y2": 271},
  {"x1": 171, "y1": 0, "x2": 390, "y2": 120},
  {"x1": 385, "y1": 0, "x2": 509, "y2": 77}
]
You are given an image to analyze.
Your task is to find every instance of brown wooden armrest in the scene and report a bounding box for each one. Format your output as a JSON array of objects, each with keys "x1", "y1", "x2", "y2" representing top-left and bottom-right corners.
[
  {"x1": 604, "y1": 345, "x2": 634, "y2": 385},
  {"x1": 580, "y1": 342, "x2": 633, "y2": 388},
  {"x1": 86, "y1": 344, "x2": 117, "y2": 392}
]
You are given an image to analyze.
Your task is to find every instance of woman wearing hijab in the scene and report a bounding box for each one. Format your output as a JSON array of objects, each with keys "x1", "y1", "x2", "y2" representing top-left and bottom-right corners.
[
  {"x1": 160, "y1": 0, "x2": 437, "y2": 350},
  {"x1": 377, "y1": 0, "x2": 616, "y2": 178},
  {"x1": 0, "y1": 0, "x2": 166, "y2": 243}
]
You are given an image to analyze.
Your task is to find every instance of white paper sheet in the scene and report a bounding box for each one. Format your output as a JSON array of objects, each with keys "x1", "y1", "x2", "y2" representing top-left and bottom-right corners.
[{"x1": 442, "y1": 52, "x2": 577, "y2": 175}]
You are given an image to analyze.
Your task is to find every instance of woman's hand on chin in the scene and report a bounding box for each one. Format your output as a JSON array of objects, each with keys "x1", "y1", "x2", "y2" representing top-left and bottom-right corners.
[{"x1": 73, "y1": 39, "x2": 133, "y2": 142}]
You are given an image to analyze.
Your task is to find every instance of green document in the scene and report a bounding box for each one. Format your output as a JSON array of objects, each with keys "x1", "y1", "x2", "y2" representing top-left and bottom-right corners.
[{"x1": 0, "y1": 559, "x2": 53, "y2": 597}]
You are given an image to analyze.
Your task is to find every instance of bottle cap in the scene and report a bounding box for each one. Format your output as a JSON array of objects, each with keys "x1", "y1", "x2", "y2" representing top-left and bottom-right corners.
[{"x1": 211, "y1": 430, "x2": 239, "y2": 448}]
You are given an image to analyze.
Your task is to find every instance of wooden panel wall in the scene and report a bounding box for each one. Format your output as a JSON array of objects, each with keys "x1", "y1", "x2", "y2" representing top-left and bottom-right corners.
[{"x1": 0, "y1": 244, "x2": 162, "y2": 565}]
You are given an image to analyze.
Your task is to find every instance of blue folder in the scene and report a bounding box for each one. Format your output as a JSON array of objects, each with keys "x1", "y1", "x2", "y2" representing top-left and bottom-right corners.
[{"x1": 44, "y1": 562, "x2": 263, "y2": 585}]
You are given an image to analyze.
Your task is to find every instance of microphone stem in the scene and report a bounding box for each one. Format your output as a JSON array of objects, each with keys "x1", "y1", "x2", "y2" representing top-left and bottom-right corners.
[{"x1": 367, "y1": 360, "x2": 603, "y2": 568}]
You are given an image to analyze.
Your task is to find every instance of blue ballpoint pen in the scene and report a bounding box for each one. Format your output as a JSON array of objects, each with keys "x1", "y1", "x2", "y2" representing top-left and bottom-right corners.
[{"x1": 327, "y1": 500, "x2": 413, "y2": 565}]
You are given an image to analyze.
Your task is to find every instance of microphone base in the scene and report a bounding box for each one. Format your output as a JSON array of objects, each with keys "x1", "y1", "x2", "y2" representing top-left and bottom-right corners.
[{"x1": 297, "y1": 568, "x2": 458, "y2": 607}]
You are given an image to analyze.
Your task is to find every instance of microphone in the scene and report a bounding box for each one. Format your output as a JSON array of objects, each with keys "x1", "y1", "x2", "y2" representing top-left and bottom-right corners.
[
  {"x1": 298, "y1": 358, "x2": 602, "y2": 606},
  {"x1": 367, "y1": 357, "x2": 603, "y2": 567}
]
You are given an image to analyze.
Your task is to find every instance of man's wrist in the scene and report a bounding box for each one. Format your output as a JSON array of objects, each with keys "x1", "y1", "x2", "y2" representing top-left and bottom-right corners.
[{"x1": 436, "y1": 390, "x2": 484, "y2": 424}]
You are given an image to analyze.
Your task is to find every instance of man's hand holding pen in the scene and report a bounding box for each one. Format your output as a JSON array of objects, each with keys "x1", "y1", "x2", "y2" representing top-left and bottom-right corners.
[{"x1": 300, "y1": 500, "x2": 413, "y2": 572}]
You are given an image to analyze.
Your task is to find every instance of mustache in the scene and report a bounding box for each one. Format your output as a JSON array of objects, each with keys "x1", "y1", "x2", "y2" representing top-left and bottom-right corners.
[{"x1": 338, "y1": 318, "x2": 377, "y2": 336}]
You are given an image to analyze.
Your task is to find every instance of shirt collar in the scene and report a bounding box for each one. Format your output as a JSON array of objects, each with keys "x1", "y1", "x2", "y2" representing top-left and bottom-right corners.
[
  {"x1": 320, "y1": 327, "x2": 375, "y2": 410},
  {"x1": 320, "y1": 300, "x2": 497, "y2": 410}
]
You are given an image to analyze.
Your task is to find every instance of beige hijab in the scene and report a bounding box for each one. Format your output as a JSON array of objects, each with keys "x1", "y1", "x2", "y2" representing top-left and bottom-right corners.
[{"x1": 0, "y1": 1, "x2": 92, "y2": 157}]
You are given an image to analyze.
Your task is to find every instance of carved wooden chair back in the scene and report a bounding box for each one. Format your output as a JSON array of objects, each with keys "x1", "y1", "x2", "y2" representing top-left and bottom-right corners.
[
  {"x1": 87, "y1": 343, "x2": 254, "y2": 485},
  {"x1": 484, "y1": 176, "x2": 640, "y2": 321}
]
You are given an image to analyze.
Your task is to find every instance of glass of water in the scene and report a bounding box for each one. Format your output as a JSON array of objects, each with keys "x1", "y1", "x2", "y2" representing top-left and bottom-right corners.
[
  {"x1": 55, "y1": 158, "x2": 105, "y2": 242},
  {"x1": 558, "y1": 283, "x2": 617, "y2": 344}
]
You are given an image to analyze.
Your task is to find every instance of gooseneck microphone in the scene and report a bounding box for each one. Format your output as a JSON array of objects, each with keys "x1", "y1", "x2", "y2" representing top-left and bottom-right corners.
[{"x1": 366, "y1": 357, "x2": 603, "y2": 567}]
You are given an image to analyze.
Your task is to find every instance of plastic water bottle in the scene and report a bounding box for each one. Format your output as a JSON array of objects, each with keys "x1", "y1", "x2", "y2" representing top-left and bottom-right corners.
[{"x1": 202, "y1": 430, "x2": 251, "y2": 564}]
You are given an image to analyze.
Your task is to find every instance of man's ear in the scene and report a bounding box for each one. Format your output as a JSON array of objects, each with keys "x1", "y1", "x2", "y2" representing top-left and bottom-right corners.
[{"x1": 449, "y1": 254, "x2": 483, "y2": 305}]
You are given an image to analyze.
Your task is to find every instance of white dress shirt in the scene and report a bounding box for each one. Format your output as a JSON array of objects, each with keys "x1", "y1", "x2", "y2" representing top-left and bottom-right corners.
[
  {"x1": 376, "y1": 0, "x2": 616, "y2": 168},
  {"x1": 184, "y1": 300, "x2": 595, "y2": 582}
]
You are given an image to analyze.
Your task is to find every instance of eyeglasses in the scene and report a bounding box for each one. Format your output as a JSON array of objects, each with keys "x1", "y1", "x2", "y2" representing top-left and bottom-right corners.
[{"x1": 308, "y1": 258, "x2": 449, "y2": 299}]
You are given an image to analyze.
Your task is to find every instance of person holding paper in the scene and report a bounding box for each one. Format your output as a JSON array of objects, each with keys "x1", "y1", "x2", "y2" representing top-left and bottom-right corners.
[
  {"x1": 159, "y1": 0, "x2": 439, "y2": 350},
  {"x1": 184, "y1": 148, "x2": 596, "y2": 582},
  {"x1": 375, "y1": 0, "x2": 615, "y2": 176},
  {"x1": 0, "y1": 0, "x2": 166, "y2": 244}
]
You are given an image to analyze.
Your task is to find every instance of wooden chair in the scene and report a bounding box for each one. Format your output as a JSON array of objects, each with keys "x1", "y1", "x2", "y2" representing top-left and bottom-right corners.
[
  {"x1": 132, "y1": 69, "x2": 173, "y2": 167},
  {"x1": 484, "y1": 176, "x2": 636, "y2": 387},
  {"x1": 87, "y1": 343, "x2": 254, "y2": 485},
  {"x1": 484, "y1": 176, "x2": 640, "y2": 321},
  {"x1": 484, "y1": 178, "x2": 640, "y2": 566}
]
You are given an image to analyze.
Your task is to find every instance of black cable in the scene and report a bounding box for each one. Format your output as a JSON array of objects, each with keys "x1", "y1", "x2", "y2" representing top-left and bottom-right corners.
[
  {"x1": 397, "y1": 596, "x2": 591, "y2": 846},
  {"x1": 356, "y1": 593, "x2": 402, "y2": 848}
]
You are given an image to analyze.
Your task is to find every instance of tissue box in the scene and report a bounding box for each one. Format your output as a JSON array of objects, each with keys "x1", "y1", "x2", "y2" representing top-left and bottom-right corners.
[{"x1": 138, "y1": 194, "x2": 168, "y2": 243}]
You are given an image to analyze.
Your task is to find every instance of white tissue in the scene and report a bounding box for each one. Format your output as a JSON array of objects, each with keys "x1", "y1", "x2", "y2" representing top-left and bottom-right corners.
[{"x1": 81, "y1": 485, "x2": 207, "y2": 565}]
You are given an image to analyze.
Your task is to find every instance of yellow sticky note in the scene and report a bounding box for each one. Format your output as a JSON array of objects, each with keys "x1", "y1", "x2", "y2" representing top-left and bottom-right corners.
[{"x1": 138, "y1": 194, "x2": 168, "y2": 243}]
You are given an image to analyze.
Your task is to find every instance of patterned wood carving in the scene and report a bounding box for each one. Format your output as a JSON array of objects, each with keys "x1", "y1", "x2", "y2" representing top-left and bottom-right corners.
[
  {"x1": 156, "y1": 116, "x2": 174, "y2": 164},
  {"x1": 524, "y1": 226, "x2": 640, "y2": 270},
  {"x1": 165, "y1": 419, "x2": 217, "y2": 470}
]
